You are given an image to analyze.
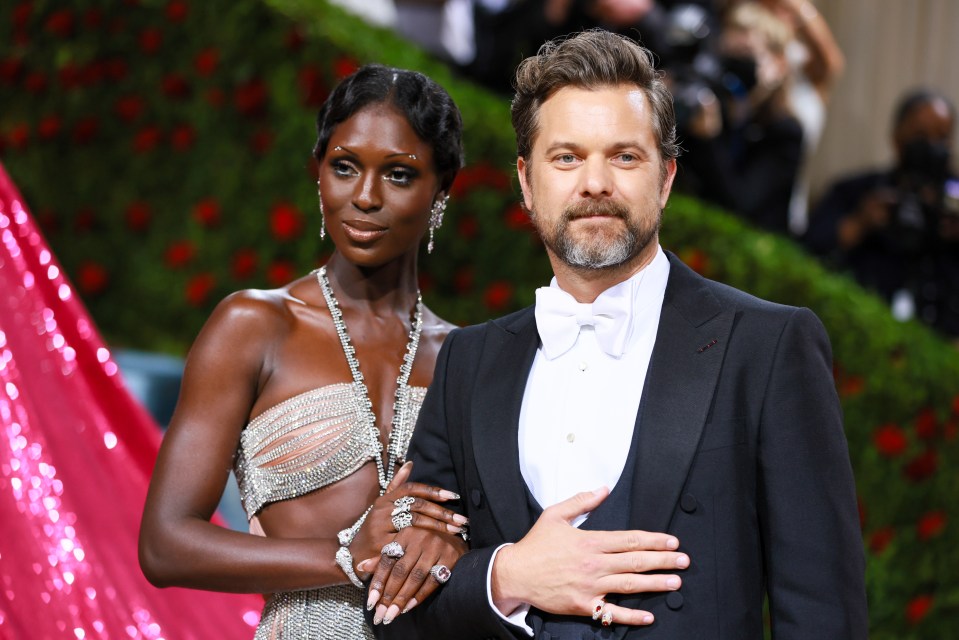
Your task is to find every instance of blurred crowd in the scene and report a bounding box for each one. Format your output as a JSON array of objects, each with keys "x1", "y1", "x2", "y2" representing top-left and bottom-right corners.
[{"x1": 334, "y1": 0, "x2": 959, "y2": 341}]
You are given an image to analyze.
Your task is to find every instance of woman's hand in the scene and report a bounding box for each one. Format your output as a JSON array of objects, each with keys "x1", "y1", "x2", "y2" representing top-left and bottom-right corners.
[
  {"x1": 350, "y1": 462, "x2": 467, "y2": 564},
  {"x1": 363, "y1": 526, "x2": 467, "y2": 625}
]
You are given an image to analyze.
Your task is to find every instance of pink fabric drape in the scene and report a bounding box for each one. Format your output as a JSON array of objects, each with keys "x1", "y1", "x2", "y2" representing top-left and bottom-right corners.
[{"x1": 0, "y1": 163, "x2": 262, "y2": 639}]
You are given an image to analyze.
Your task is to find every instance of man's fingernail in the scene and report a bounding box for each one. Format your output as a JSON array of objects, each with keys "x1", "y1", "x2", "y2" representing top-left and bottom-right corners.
[
  {"x1": 366, "y1": 590, "x2": 379, "y2": 611},
  {"x1": 676, "y1": 554, "x2": 689, "y2": 568},
  {"x1": 402, "y1": 598, "x2": 418, "y2": 614},
  {"x1": 643, "y1": 615, "x2": 654, "y2": 624},
  {"x1": 666, "y1": 576, "x2": 681, "y2": 589},
  {"x1": 666, "y1": 537, "x2": 679, "y2": 550}
]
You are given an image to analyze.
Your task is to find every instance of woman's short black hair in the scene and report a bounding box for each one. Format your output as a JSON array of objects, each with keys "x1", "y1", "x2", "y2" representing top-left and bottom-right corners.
[{"x1": 313, "y1": 64, "x2": 464, "y2": 190}]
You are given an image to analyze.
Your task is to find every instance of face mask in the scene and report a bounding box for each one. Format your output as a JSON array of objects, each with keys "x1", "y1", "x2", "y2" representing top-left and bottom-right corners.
[
  {"x1": 720, "y1": 54, "x2": 758, "y2": 96},
  {"x1": 900, "y1": 139, "x2": 951, "y2": 184}
]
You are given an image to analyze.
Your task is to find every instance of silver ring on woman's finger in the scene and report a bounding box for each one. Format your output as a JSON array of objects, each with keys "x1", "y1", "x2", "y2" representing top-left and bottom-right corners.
[
  {"x1": 591, "y1": 599, "x2": 606, "y2": 621},
  {"x1": 381, "y1": 541, "x2": 405, "y2": 559},
  {"x1": 391, "y1": 511, "x2": 413, "y2": 531},
  {"x1": 429, "y1": 564, "x2": 451, "y2": 584},
  {"x1": 393, "y1": 496, "x2": 415, "y2": 509},
  {"x1": 601, "y1": 609, "x2": 614, "y2": 627}
]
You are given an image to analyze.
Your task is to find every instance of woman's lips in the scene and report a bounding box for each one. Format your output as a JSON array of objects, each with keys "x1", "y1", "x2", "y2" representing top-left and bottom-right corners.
[{"x1": 342, "y1": 219, "x2": 387, "y2": 242}]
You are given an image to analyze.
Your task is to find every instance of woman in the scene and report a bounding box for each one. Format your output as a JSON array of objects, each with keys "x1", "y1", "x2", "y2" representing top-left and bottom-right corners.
[{"x1": 139, "y1": 64, "x2": 467, "y2": 639}]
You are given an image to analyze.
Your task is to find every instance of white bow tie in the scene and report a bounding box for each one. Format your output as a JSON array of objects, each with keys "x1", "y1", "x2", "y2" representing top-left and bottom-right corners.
[{"x1": 534, "y1": 284, "x2": 634, "y2": 359}]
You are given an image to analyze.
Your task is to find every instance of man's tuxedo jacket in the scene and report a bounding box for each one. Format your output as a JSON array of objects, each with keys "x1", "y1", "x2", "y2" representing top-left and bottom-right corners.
[{"x1": 381, "y1": 252, "x2": 868, "y2": 639}]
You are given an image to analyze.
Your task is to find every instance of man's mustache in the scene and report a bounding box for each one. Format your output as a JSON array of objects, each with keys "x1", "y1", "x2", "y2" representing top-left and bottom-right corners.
[{"x1": 563, "y1": 199, "x2": 630, "y2": 221}]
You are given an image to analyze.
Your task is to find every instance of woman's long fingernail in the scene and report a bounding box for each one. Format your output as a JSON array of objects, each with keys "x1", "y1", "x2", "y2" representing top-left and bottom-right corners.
[
  {"x1": 401, "y1": 598, "x2": 418, "y2": 614},
  {"x1": 383, "y1": 604, "x2": 400, "y2": 624},
  {"x1": 447, "y1": 523, "x2": 464, "y2": 534},
  {"x1": 373, "y1": 604, "x2": 387, "y2": 625},
  {"x1": 439, "y1": 490, "x2": 460, "y2": 500},
  {"x1": 366, "y1": 590, "x2": 380, "y2": 611},
  {"x1": 452, "y1": 513, "x2": 468, "y2": 525}
]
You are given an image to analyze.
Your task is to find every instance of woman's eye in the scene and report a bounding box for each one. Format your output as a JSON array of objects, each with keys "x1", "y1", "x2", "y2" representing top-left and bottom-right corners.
[
  {"x1": 385, "y1": 169, "x2": 414, "y2": 185},
  {"x1": 331, "y1": 161, "x2": 357, "y2": 177}
]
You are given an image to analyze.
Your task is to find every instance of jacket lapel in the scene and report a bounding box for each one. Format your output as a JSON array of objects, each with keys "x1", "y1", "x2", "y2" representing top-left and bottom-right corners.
[
  {"x1": 630, "y1": 254, "x2": 734, "y2": 531},
  {"x1": 471, "y1": 308, "x2": 540, "y2": 542}
]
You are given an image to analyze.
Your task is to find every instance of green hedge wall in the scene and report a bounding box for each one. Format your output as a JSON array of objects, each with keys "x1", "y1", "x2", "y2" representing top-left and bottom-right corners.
[{"x1": 1, "y1": 0, "x2": 957, "y2": 636}]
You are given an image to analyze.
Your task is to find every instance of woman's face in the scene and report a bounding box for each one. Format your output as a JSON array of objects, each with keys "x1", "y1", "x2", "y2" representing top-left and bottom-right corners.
[{"x1": 318, "y1": 103, "x2": 443, "y2": 268}]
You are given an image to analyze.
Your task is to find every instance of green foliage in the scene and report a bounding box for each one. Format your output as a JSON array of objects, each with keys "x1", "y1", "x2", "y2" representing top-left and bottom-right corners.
[{"x1": 1, "y1": 0, "x2": 957, "y2": 636}]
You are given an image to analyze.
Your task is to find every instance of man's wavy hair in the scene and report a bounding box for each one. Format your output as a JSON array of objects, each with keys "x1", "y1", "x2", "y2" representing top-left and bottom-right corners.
[{"x1": 511, "y1": 30, "x2": 680, "y2": 179}]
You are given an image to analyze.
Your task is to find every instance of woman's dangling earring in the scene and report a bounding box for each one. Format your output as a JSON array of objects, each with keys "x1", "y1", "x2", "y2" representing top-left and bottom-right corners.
[
  {"x1": 428, "y1": 195, "x2": 448, "y2": 254},
  {"x1": 317, "y1": 183, "x2": 326, "y2": 240}
]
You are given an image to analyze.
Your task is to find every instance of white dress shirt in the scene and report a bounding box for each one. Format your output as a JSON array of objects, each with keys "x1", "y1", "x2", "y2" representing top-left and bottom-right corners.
[{"x1": 488, "y1": 246, "x2": 670, "y2": 633}]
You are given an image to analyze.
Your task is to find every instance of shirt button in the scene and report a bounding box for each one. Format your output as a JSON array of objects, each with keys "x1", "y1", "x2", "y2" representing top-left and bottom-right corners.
[
  {"x1": 566, "y1": 433, "x2": 575, "y2": 443},
  {"x1": 579, "y1": 361, "x2": 588, "y2": 371}
]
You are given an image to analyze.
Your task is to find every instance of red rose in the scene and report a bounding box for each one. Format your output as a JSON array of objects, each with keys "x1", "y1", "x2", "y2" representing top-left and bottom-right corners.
[
  {"x1": 194, "y1": 48, "x2": 219, "y2": 77},
  {"x1": 139, "y1": 28, "x2": 162, "y2": 54},
  {"x1": 838, "y1": 375, "x2": 864, "y2": 397},
  {"x1": 905, "y1": 594, "x2": 934, "y2": 625},
  {"x1": 234, "y1": 78, "x2": 268, "y2": 118},
  {"x1": 205, "y1": 87, "x2": 225, "y2": 107},
  {"x1": 185, "y1": 273, "x2": 216, "y2": 306},
  {"x1": 24, "y1": 71, "x2": 46, "y2": 93},
  {"x1": 867, "y1": 527, "x2": 894, "y2": 555},
  {"x1": 13, "y1": 3, "x2": 32, "y2": 29},
  {"x1": 285, "y1": 27, "x2": 306, "y2": 51},
  {"x1": 133, "y1": 125, "x2": 162, "y2": 153},
  {"x1": 72, "y1": 117, "x2": 99, "y2": 144},
  {"x1": 231, "y1": 249, "x2": 258, "y2": 280},
  {"x1": 269, "y1": 202, "x2": 303, "y2": 241},
  {"x1": 77, "y1": 261, "x2": 108, "y2": 294},
  {"x1": 454, "y1": 267, "x2": 474, "y2": 294},
  {"x1": 682, "y1": 248, "x2": 709, "y2": 275},
  {"x1": 250, "y1": 129, "x2": 274, "y2": 155},
  {"x1": 504, "y1": 202, "x2": 531, "y2": 230},
  {"x1": 916, "y1": 511, "x2": 946, "y2": 541},
  {"x1": 170, "y1": 124, "x2": 196, "y2": 151},
  {"x1": 333, "y1": 56, "x2": 359, "y2": 80},
  {"x1": 298, "y1": 66, "x2": 328, "y2": 107},
  {"x1": 166, "y1": 0, "x2": 188, "y2": 22},
  {"x1": 873, "y1": 423, "x2": 907, "y2": 458},
  {"x1": 902, "y1": 449, "x2": 937, "y2": 482},
  {"x1": 952, "y1": 394, "x2": 959, "y2": 416},
  {"x1": 161, "y1": 73, "x2": 191, "y2": 99},
  {"x1": 192, "y1": 199, "x2": 220, "y2": 227},
  {"x1": 457, "y1": 215, "x2": 479, "y2": 240},
  {"x1": 83, "y1": 8, "x2": 104, "y2": 29},
  {"x1": 115, "y1": 95, "x2": 145, "y2": 122},
  {"x1": 37, "y1": 116, "x2": 61, "y2": 140},
  {"x1": 164, "y1": 240, "x2": 196, "y2": 268},
  {"x1": 914, "y1": 408, "x2": 938, "y2": 440},
  {"x1": 266, "y1": 261, "x2": 296, "y2": 287},
  {"x1": 105, "y1": 58, "x2": 128, "y2": 81},
  {"x1": 125, "y1": 201, "x2": 151, "y2": 231},
  {"x1": 8, "y1": 123, "x2": 30, "y2": 150},
  {"x1": 74, "y1": 207, "x2": 96, "y2": 232},
  {"x1": 484, "y1": 281, "x2": 513, "y2": 311},
  {"x1": 45, "y1": 9, "x2": 74, "y2": 38},
  {"x1": 0, "y1": 58, "x2": 24, "y2": 84}
]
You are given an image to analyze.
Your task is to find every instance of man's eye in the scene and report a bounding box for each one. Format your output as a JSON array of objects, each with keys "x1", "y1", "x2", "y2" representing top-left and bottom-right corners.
[
  {"x1": 619, "y1": 153, "x2": 636, "y2": 163},
  {"x1": 558, "y1": 154, "x2": 577, "y2": 164}
]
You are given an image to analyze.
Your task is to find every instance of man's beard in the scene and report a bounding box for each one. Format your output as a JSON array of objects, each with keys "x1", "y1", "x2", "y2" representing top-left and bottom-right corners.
[{"x1": 532, "y1": 199, "x2": 661, "y2": 270}]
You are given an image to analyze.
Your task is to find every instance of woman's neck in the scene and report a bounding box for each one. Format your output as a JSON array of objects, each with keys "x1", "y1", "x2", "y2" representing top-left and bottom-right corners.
[{"x1": 322, "y1": 251, "x2": 420, "y2": 315}]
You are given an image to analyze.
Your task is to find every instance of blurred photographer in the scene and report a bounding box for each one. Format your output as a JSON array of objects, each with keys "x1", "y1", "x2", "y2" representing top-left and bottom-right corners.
[
  {"x1": 673, "y1": 1, "x2": 804, "y2": 234},
  {"x1": 804, "y1": 89, "x2": 959, "y2": 340}
]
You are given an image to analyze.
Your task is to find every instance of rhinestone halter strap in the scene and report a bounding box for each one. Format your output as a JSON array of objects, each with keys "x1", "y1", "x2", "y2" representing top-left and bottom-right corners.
[{"x1": 315, "y1": 266, "x2": 424, "y2": 493}]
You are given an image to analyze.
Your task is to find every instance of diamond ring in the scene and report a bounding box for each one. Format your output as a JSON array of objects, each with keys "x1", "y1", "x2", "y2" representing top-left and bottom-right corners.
[
  {"x1": 429, "y1": 564, "x2": 451, "y2": 584},
  {"x1": 381, "y1": 541, "x2": 405, "y2": 559},
  {"x1": 392, "y1": 511, "x2": 413, "y2": 531}
]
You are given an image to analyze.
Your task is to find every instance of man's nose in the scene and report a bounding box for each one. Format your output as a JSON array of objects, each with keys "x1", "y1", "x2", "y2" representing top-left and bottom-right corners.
[{"x1": 578, "y1": 157, "x2": 613, "y2": 198}]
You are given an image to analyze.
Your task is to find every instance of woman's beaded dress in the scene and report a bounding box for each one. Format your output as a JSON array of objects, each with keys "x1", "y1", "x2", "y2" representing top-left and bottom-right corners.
[{"x1": 233, "y1": 267, "x2": 427, "y2": 639}]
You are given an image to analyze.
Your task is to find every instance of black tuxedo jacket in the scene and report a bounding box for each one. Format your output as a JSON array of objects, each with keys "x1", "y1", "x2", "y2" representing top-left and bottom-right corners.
[{"x1": 379, "y1": 253, "x2": 868, "y2": 639}]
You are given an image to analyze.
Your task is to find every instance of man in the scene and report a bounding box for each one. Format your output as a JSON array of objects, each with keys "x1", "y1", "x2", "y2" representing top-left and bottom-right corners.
[
  {"x1": 377, "y1": 29, "x2": 867, "y2": 638},
  {"x1": 804, "y1": 89, "x2": 959, "y2": 339}
]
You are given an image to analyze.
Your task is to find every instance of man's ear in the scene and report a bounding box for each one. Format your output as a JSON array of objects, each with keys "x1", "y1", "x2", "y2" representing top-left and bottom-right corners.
[
  {"x1": 516, "y1": 156, "x2": 534, "y2": 212},
  {"x1": 659, "y1": 157, "x2": 678, "y2": 209}
]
